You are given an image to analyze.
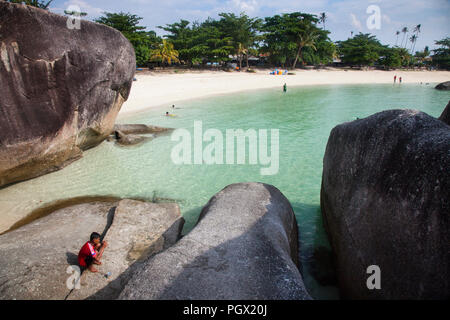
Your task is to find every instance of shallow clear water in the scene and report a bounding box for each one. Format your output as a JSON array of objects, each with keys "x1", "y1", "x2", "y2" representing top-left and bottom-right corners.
[{"x1": 1, "y1": 83, "x2": 448, "y2": 299}]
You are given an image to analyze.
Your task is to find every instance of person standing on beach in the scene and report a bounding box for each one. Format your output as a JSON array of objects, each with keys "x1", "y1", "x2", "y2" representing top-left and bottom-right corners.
[
  {"x1": 283, "y1": 83, "x2": 287, "y2": 92},
  {"x1": 394, "y1": 75, "x2": 397, "y2": 83},
  {"x1": 399, "y1": 77, "x2": 402, "y2": 83}
]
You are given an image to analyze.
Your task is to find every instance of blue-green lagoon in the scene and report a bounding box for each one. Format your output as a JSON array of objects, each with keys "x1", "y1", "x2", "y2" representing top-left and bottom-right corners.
[{"x1": 1, "y1": 83, "x2": 448, "y2": 299}]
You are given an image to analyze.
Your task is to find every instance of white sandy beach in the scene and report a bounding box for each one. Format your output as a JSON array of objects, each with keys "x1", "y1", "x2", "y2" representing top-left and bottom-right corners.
[{"x1": 119, "y1": 69, "x2": 450, "y2": 117}]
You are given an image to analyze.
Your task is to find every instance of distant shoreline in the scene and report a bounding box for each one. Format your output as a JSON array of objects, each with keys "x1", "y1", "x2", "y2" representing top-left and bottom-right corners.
[{"x1": 118, "y1": 69, "x2": 450, "y2": 118}]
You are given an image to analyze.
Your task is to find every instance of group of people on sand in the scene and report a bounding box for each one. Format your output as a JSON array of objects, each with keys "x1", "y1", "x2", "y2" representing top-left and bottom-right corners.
[{"x1": 394, "y1": 75, "x2": 403, "y2": 84}]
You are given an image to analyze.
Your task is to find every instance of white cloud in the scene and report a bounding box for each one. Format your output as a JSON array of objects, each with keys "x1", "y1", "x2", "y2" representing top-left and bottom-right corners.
[
  {"x1": 350, "y1": 13, "x2": 362, "y2": 30},
  {"x1": 229, "y1": 0, "x2": 259, "y2": 13}
]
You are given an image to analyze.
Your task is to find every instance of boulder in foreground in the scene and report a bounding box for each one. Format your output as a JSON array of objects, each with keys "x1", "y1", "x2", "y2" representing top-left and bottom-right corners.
[
  {"x1": 0, "y1": 199, "x2": 183, "y2": 300},
  {"x1": 119, "y1": 182, "x2": 312, "y2": 300},
  {"x1": 321, "y1": 109, "x2": 450, "y2": 299}
]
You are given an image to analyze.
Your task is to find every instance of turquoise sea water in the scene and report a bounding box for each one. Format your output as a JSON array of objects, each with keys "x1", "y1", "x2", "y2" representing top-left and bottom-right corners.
[{"x1": 1, "y1": 83, "x2": 448, "y2": 299}]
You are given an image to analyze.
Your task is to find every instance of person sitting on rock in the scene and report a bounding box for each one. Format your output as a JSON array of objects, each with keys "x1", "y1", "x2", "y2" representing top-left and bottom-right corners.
[{"x1": 78, "y1": 232, "x2": 108, "y2": 273}]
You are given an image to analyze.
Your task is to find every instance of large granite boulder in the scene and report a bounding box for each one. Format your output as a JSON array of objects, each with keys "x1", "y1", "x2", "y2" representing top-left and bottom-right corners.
[
  {"x1": 321, "y1": 109, "x2": 450, "y2": 299},
  {"x1": 435, "y1": 81, "x2": 450, "y2": 90},
  {"x1": 438, "y1": 100, "x2": 450, "y2": 125},
  {"x1": 119, "y1": 182, "x2": 312, "y2": 300},
  {"x1": 0, "y1": 199, "x2": 183, "y2": 300},
  {"x1": 0, "y1": 2, "x2": 135, "y2": 187}
]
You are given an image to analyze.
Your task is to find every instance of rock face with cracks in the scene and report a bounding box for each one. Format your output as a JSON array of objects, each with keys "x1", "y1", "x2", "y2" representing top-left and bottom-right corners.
[
  {"x1": 0, "y1": 2, "x2": 135, "y2": 187},
  {"x1": 119, "y1": 182, "x2": 312, "y2": 300}
]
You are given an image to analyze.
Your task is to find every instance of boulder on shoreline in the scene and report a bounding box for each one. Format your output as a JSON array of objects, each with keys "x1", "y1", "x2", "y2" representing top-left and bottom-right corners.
[
  {"x1": 435, "y1": 81, "x2": 450, "y2": 90},
  {"x1": 119, "y1": 182, "x2": 312, "y2": 300},
  {"x1": 111, "y1": 124, "x2": 173, "y2": 146},
  {"x1": 113, "y1": 124, "x2": 172, "y2": 135},
  {"x1": 114, "y1": 130, "x2": 151, "y2": 146},
  {"x1": 0, "y1": 2, "x2": 135, "y2": 187},
  {"x1": 321, "y1": 109, "x2": 450, "y2": 299},
  {"x1": 0, "y1": 199, "x2": 183, "y2": 300}
]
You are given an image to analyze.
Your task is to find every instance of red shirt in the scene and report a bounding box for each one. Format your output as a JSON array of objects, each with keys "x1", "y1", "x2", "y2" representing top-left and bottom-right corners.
[{"x1": 78, "y1": 241, "x2": 97, "y2": 267}]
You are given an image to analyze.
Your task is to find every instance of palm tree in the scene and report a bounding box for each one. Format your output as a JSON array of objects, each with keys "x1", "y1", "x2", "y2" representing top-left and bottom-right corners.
[
  {"x1": 150, "y1": 40, "x2": 180, "y2": 66},
  {"x1": 401, "y1": 27, "x2": 408, "y2": 48},
  {"x1": 397, "y1": 47, "x2": 410, "y2": 67},
  {"x1": 237, "y1": 42, "x2": 248, "y2": 70},
  {"x1": 410, "y1": 34, "x2": 418, "y2": 54},
  {"x1": 395, "y1": 31, "x2": 400, "y2": 46},
  {"x1": 411, "y1": 24, "x2": 421, "y2": 53},
  {"x1": 292, "y1": 24, "x2": 319, "y2": 69},
  {"x1": 319, "y1": 12, "x2": 327, "y2": 30}
]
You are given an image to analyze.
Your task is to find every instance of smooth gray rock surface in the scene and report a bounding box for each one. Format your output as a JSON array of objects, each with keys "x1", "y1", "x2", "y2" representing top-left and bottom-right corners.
[
  {"x1": 119, "y1": 182, "x2": 312, "y2": 300},
  {"x1": 321, "y1": 109, "x2": 450, "y2": 299},
  {"x1": 0, "y1": 2, "x2": 135, "y2": 187},
  {"x1": 0, "y1": 199, "x2": 183, "y2": 300}
]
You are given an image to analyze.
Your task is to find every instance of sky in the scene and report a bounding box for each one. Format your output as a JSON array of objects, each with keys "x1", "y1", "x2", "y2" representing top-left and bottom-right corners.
[{"x1": 50, "y1": 0, "x2": 450, "y2": 50}]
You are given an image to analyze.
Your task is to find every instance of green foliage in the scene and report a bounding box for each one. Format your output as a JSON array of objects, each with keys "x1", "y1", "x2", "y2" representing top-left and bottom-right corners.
[
  {"x1": 93, "y1": 10, "x2": 437, "y2": 70},
  {"x1": 6, "y1": 0, "x2": 53, "y2": 9},
  {"x1": 135, "y1": 44, "x2": 150, "y2": 67},
  {"x1": 158, "y1": 17, "x2": 236, "y2": 66},
  {"x1": 95, "y1": 12, "x2": 162, "y2": 67},
  {"x1": 260, "y1": 12, "x2": 333, "y2": 68},
  {"x1": 337, "y1": 33, "x2": 385, "y2": 66},
  {"x1": 379, "y1": 47, "x2": 403, "y2": 69},
  {"x1": 431, "y1": 37, "x2": 450, "y2": 70},
  {"x1": 150, "y1": 39, "x2": 180, "y2": 65},
  {"x1": 215, "y1": 13, "x2": 262, "y2": 68}
]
